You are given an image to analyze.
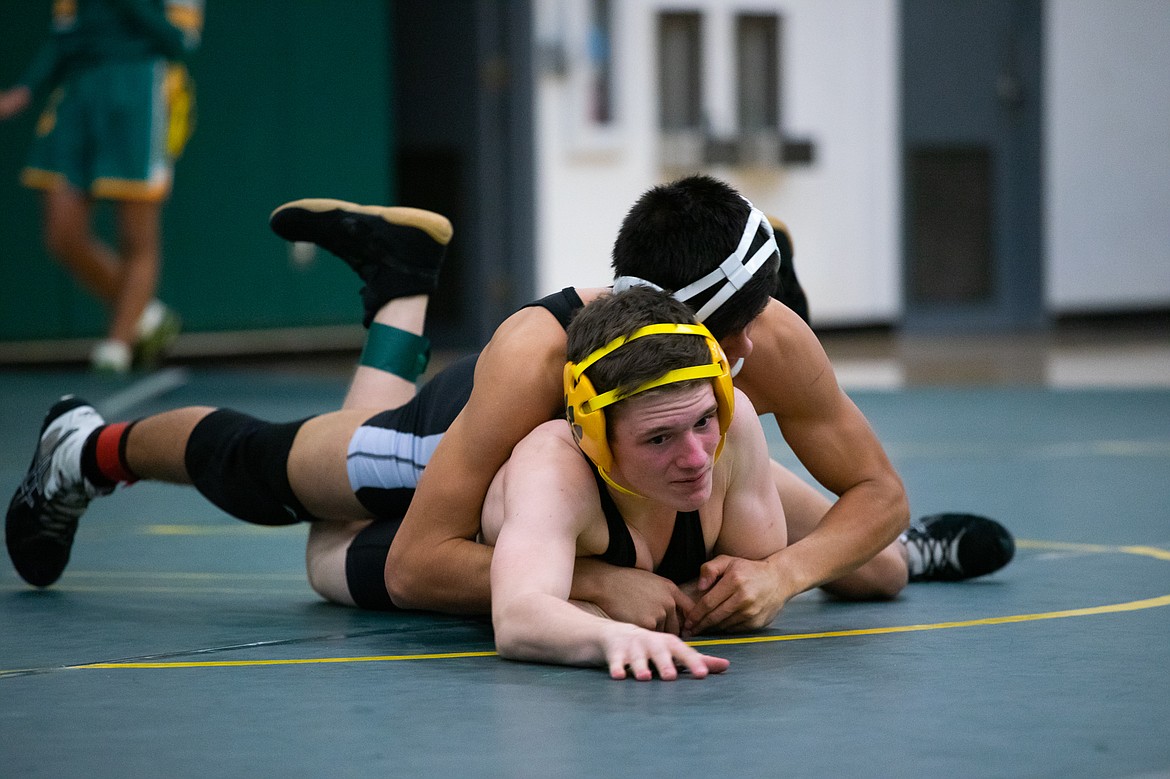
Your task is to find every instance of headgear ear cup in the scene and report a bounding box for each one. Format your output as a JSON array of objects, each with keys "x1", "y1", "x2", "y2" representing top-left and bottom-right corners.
[
  {"x1": 563, "y1": 323, "x2": 735, "y2": 483},
  {"x1": 705, "y1": 337, "x2": 735, "y2": 459},
  {"x1": 563, "y1": 362, "x2": 616, "y2": 473}
]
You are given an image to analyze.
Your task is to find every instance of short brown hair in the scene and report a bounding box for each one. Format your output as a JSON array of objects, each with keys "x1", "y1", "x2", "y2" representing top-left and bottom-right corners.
[{"x1": 566, "y1": 286, "x2": 713, "y2": 399}]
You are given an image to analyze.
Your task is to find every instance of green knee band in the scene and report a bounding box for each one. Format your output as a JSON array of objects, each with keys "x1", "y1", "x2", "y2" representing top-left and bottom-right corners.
[{"x1": 360, "y1": 324, "x2": 430, "y2": 381}]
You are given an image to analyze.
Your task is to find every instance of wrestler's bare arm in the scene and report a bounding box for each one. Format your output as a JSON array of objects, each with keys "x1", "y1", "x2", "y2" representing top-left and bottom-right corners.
[
  {"x1": 490, "y1": 425, "x2": 728, "y2": 679},
  {"x1": 385, "y1": 308, "x2": 566, "y2": 612},
  {"x1": 708, "y1": 391, "x2": 789, "y2": 559},
  {"x1": 734, "y1": 301, "x2": 909, "y2": 592}
]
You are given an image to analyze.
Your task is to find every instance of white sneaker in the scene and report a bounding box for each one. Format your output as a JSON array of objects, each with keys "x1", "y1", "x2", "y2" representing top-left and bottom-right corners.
[
  {"x1": 90, "y1": 339, "x2": 132, "y2": 374},
  {"x1": 134, "y1": 300, "x2": 181, "y2": 369}
]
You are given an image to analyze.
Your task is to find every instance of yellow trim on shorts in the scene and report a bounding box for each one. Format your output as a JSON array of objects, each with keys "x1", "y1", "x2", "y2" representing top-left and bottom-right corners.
[
  {"x1": 23, "y1": 169, "x2": 171, "y2": 201},
  {"x1": 92, "y1": 177, "x2": 172, "y2": 202},
  {"x1": 20, "y1": 168, "x2": 69, "y2": 191}
]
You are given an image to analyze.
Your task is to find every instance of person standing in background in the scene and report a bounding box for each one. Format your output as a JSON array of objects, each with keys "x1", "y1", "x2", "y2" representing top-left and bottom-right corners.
[{"x1": 0, "y1": 0, "x2": 203, "y2": 373}]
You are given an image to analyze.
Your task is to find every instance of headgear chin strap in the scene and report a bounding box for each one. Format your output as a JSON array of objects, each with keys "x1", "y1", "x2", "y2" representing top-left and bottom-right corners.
[
  {"x1": 564, "y1": 322, "x2": 735, "y2": 497},
  {"x1": 613, "y1": 198, "x2": 780, "y2": 323}
]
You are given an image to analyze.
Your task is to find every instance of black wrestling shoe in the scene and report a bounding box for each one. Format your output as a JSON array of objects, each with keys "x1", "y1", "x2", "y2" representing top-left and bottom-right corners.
[
  {"x1": 6, "y1": 397, "x2": 111, "y2": 587},
  {"x1": 269, "y1": 199, "x2": 453, "y2": 327},
  {"x1": 902, "y1": 513, "x2": 1015, "y2": 582}
]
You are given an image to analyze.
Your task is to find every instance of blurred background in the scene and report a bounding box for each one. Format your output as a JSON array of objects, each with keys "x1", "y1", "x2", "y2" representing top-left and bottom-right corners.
[{"x1": 1, "y1": 0, "x2": 1167, "y2": 383}]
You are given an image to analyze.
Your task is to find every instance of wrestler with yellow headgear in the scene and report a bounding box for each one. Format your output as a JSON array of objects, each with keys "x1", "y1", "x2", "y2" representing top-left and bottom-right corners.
[
  {"x1": 485, "y1": 284, "x2": 789, "y2": 678},
  {"x1": 564, "y1": 321, "x2": 734, "y2": 496}
]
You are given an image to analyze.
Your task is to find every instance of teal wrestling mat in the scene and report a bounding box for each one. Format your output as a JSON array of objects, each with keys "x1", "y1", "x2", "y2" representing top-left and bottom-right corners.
[{"x1": 2, "y1": 368, "x2": 1168, "y2": 777}]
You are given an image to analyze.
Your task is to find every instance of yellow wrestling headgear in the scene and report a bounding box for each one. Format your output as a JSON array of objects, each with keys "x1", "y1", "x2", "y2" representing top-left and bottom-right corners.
[{"x1": 563, "y1": 322, "x2": 735, "y2": 493}]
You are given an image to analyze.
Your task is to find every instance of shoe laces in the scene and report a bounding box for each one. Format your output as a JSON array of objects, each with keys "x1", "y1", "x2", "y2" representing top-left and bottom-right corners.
[
  {"x1": 37, "y1": 490, "x2": 90, "y2": 541},
  {"x1": 905, "y1": 523, "x2": 963, "y2": 577},
  {"x1": 21, "y1": 419, "x2": 99, "y2": 517}
]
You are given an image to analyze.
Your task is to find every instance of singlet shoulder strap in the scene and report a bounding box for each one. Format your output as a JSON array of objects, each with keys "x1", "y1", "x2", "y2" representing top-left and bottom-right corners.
[
  {"x1": 520, "y1": 287, "x2": 585, "y2": 331},
  {"x1": 590, "y1": 463, "x2": 637, "y2": 568}
]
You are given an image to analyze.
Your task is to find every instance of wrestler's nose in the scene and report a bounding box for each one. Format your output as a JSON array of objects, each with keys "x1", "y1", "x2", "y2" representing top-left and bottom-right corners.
[{"x1": 677, "y1": 430, "x2": 712, "y2": 469}]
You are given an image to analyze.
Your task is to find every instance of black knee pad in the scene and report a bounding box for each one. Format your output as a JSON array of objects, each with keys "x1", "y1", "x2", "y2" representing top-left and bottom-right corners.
[
  {"x1": 185, "y1": 409, "x2": 315, "y2": 526},
  {"x1": 345, "y1": 519, "x2": 402, "y2": 610}
]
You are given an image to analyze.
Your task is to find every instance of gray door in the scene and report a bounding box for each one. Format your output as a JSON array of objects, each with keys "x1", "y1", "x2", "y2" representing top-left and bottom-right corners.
[{"x1": 901, "y1": 0, "x2": 1044, "y2": 330}]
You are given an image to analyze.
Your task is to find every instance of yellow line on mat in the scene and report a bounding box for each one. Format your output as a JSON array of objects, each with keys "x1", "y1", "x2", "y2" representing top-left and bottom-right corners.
[
  {"x1": 80, "y1": 650, "x2": 499, "y2": 669},
  {"x1": 1016, "y1": 539, "x2": 1170, "y2": 561},
  {"x1": 51, "y1": 540, "x2": 1170, "y2": 670},
  {"x1": 687, "y1": 594, "x2": 1170, "y2": 648},
  {"x1": 71, "y1": 594, "x2": 1170, "y2": 669}
]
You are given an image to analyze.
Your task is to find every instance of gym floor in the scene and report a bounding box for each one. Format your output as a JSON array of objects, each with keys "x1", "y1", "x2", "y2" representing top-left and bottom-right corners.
[{"x1": 2, "y1": 324, "x2": 1169, "y2": 778}]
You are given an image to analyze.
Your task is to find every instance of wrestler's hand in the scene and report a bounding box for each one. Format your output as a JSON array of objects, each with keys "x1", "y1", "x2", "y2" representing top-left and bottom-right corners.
[
  {"x1": 684, "y1": 555, "x2": 793, "y2": 635},
  {"x1": 0, "y1": 86, "x2": 30, "y2": 121},
  {"x1": 571, "y1": 558, "x2": 695, "y2": 635},
  {"x1": 602, "y1": 623, "x2": 729, "y2": 681}
]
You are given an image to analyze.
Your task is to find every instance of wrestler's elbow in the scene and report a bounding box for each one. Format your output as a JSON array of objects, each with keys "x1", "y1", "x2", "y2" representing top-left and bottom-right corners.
[
  {"x1": 385, "y1": 542, "x2": 480, "y2": 612},
  {"x1": 880, "y1": 474, "x2": 911, "y2": 538},
  {"x1": 491, "y1": 613, "x2": 524, "y2": 660},
  {"x1": 492, "y1": 601, "x2": 554, "y2": 663},
  {"x1": 383, "y1": 543, "x2": 429, "y2": 610}
]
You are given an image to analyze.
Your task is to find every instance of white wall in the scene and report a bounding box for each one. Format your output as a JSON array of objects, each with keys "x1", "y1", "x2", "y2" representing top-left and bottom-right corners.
[
  {"x1": 1045, "y1": 0, "x2": 1170, "y2": 313},
  {"x1": 764, "y1": 0, "x2": 900, "y2": 324},
  {"x1": 533, "y1": 0, "x2": 902, "y2": 325},
  {"x1": 533, "y1": 0, "x2": 1170, "y2": 326}
]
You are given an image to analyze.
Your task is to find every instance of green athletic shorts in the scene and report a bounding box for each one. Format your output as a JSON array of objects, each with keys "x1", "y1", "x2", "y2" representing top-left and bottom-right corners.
[{"x1": 21, "y1": 59, "x2": 194, "y2": 202}]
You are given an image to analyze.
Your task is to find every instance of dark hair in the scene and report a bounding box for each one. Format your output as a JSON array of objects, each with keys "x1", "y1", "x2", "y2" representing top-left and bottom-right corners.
[
  {"x1": 611, "y1": 174, "x2": 779, "y2": 340},
  {"x1": 566, "y1": 286, "x2": 713, "y2": 400}
]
